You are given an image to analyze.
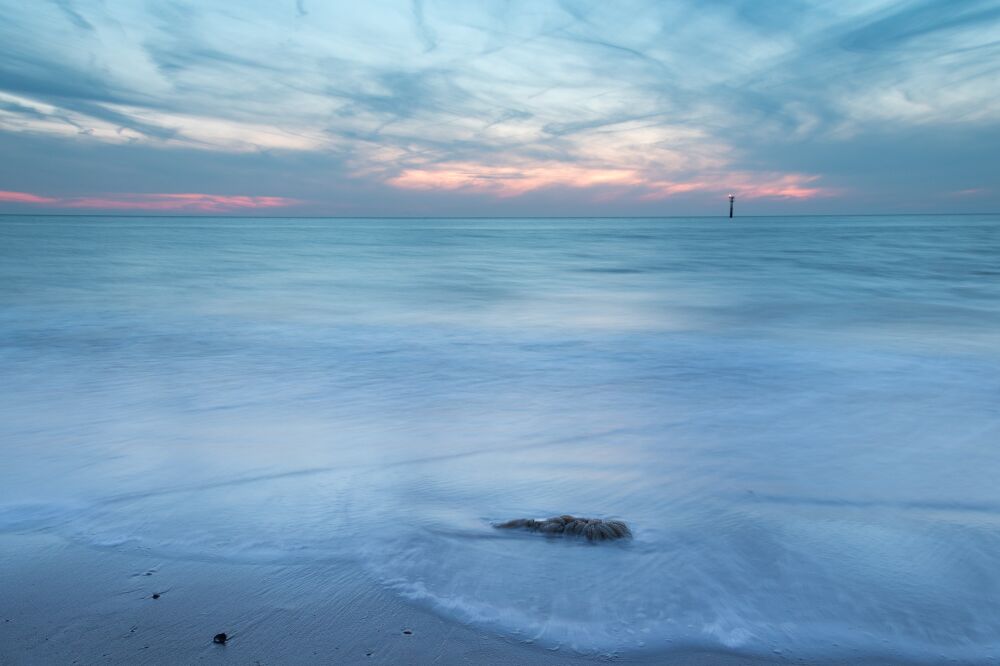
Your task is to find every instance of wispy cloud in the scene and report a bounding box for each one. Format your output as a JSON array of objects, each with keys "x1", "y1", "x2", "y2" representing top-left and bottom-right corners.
[
  {"x1": 0, "y1": 190, "x2": 301, "y2": 212},
  {"x1": 0, "y1": 0, "x2": 997, "y2": 214},
  {"x1": 0, "y1": 190, "x2": 57, "y2": 204},
  {"x1": 390, "y1": 162, "x2": 830, "y2": 201},
  {"x1": 49, "y1": 0, "x2": 92, "y2": 31}
]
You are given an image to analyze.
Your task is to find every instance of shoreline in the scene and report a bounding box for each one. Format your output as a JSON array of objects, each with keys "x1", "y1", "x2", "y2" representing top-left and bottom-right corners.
[
  {"x1": 0, "y1": 532, "x2": 813, "y2": 665},
  {"x1": 0, "y1": 532, "x2": 929, "y2": 665}
]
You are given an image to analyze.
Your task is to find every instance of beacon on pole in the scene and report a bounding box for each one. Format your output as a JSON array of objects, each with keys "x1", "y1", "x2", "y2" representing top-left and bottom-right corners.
[{"x1": 728, "y1": 193, "x2": 735, "y2": 218}]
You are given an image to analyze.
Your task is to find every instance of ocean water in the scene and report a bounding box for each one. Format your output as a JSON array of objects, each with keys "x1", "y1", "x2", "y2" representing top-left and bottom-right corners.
[{"x1": 2, "y1": 214, "x2": 1000, "y2": 661}]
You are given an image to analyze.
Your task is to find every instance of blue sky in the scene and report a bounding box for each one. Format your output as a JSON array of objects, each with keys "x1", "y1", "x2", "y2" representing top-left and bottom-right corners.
[{"x1": 0, "y1": 0, "x2": 997, "y2": 215}]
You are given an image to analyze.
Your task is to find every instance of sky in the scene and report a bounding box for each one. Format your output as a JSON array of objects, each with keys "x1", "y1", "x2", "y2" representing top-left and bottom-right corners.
[{"x1": 0, "y1": 0, "x2": 998, "y2": 216}]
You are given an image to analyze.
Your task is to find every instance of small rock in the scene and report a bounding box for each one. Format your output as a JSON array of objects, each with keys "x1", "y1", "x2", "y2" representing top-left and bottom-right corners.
[
  {"x1": 495, "y1": 515, "x2": 632, "y2": 541},
  {"x1": 213, "y1": 633, "x2": 228, "y2": 644}
]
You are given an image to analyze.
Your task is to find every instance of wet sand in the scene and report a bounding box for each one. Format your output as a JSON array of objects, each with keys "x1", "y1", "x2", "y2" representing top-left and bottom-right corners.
[{"x1": 0, "y1": 533, "x2": 823, "y2": 665}]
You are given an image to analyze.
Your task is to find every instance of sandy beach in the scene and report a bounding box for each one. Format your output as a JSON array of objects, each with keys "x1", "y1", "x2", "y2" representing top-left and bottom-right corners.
[{"x1": 0, "y1": 533, "x2": 811, "y2": 665}]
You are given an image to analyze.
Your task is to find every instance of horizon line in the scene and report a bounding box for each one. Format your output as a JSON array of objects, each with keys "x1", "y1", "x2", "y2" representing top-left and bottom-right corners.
[{"x1": 0, "y1": 212, "x2": 997, "y2": 220}]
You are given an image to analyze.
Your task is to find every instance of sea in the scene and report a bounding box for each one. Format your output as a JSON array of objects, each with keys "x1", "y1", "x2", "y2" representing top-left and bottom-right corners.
[{"x1": 2, "y1": 214, "x2": 999, "y2": 661}]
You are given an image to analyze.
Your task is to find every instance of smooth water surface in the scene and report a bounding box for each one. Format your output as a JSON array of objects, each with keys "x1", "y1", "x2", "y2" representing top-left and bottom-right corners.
[{"x1": 2, "y1": 215, "x2": 999, "y2": 660}]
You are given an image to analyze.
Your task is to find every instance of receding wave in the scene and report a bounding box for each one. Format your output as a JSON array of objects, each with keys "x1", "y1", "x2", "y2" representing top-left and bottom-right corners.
[{"x1": 4, "y1": 216, "x2": 1000, "y2": 661}]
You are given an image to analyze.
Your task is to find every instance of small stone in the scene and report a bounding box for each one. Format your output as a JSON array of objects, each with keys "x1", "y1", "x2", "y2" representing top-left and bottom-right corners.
[
  {"x1": 213, "y1": 633, "x2": 227, "y2": 644},
  {"x1": 151, "y1": 594, "x2": 160, "y2": 600},
  {"x1": 495, "y1": 515, "x2": 632, "y2": 541}
]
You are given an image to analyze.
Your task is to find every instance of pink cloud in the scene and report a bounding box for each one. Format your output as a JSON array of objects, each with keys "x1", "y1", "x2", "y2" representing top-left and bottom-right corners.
[
  {"x1": 64, "y1": 193, "x2": 300, "y2": 212},
  {"x1": 0, "y1": 191, "x2": 300, "y2": 212},
  {"x1": 0, "y1": 190, "x2": 58, "y2": 204},
  {"x1": 389, "y1": 163, "x2": 649, "y2": 198},
  {"x1": 632, "y1": 172, "x2": 833, "y2": 201},
  {"x1": 727, "y1": 173, "x2": 832, "y2": 200},
  {"x1": 388, "y1": 162, "x2": 833, "y2": 202}
]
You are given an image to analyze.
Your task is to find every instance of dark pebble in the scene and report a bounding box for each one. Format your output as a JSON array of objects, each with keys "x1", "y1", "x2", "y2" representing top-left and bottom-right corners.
[{"x1": 213, "y1": 633, "x2": 227, "y2": 644}]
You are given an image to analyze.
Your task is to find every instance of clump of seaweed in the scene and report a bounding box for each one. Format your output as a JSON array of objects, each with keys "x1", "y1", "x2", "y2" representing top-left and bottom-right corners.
[{"x1": 495, "y1": 515, "x2": 632, "y2": 542}]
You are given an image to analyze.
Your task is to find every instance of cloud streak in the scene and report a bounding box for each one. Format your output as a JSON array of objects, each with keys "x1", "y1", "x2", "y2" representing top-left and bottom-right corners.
[
  {"x1": 0, "y1": 0, "x2": 997, "y2": 215},
  {"x1": 0, "y1": 191, "x2": 301, "y2": 212},
  {"x1": 390, "y1": 163, "x2": 830, "y2": 201},
  {"x1": 0, "y1": 190, "x2": 57, "y2": 204}
]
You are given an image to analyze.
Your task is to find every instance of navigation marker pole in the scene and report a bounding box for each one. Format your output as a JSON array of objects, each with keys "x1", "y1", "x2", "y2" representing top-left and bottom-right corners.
[{"x1": 728, "y1": 193, "x2": 735, "y2": 218}]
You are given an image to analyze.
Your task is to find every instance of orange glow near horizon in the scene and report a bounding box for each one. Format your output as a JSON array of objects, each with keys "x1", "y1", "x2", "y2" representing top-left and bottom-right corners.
[
  {"x1": 389, "y1": 163, "x2": 648, "y2": 198},
  {"x1": 1, "y1": 170, "x2": 829, "y2": 215},
  {"x1": 388, "y1": 163, "x2": 830, "y2": 201},
  {"x1": 735, "y1": 174, "x2": 827, "y2": 199}
]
